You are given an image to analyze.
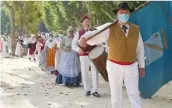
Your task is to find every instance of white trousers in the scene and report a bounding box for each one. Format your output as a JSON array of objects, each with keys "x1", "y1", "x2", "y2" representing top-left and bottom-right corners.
[
  {"x1": 107, "y1": 60, "x2": 142, "y2": 108},
  {"x1": 80, "y1": 56, "x2": 98, "y2": 93}
]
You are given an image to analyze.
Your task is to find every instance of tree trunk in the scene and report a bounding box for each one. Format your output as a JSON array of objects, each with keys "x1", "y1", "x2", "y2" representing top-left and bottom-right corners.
[
  {"x1": 19, "y1": 17, "x2": 24, "y2": 36},
  {"x1": 10, "y1": 7, "x2": 16, "y2": 56},
  {"x1": 19, "y1": 2, "x2": 25, "y2": 36}
]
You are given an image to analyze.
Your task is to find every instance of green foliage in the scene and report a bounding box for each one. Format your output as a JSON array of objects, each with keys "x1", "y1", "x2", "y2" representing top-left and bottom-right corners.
[
  {"x1": 23, "y1": 1, "x2": 44, "y2": 33},
  {"x1": 2, "y1": 1, "x2": 146, "y2": 34},
  {"x1": 1, "y1": 8, "x2": 10, "y2": 34},
  {"x1": 43, "y1": 1, "x2": 146, "y2": 32},
  {"x1": 43, "y1": 1, "x2": 85, "y2": 33},
  {"x1": 2, "y1": 1, "x2": 43, "y2": 34}
]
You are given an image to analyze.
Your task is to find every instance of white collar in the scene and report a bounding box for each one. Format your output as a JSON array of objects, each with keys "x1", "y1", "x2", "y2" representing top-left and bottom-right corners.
[{"x1": 119, "y1": 23, "x2": 129, "y2": 28}]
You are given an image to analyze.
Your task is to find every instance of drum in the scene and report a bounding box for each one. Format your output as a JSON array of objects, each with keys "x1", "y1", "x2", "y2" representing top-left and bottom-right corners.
[
  {"x1": 80, "y1": 44, "x2": 96, "y2": 52},
  {"x1": 89, "y1": 46, "x2": 108, "y2": 82}
]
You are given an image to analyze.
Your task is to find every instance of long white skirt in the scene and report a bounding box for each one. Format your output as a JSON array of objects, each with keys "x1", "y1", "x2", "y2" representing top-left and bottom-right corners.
[
  {"x1": 1, "y1": 44, "x2": 9, "y2": 58},
  {"x1": 38, "y1": 50, "x2": 47, "y2": 69},
  {"x1": 15, "y1": 43, "x2": 23, "y2": 56}
]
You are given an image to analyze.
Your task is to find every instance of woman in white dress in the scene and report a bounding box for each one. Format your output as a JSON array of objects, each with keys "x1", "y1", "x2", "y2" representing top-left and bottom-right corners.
[
  {"x1": 15, "y1": 36, "x2": 24, "y2": 57},
  {"x1": 1, "y1": 33, "x2": 10, "y2": 58},
  {"x1": 35, "y1": 33, "x2": 46, "y2": 64}
]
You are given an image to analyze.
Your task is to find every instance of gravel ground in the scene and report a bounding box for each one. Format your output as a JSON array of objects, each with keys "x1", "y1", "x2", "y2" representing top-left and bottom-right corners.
[{"x1": 0, "y1": 56, "x2": 172, "y2": 108}]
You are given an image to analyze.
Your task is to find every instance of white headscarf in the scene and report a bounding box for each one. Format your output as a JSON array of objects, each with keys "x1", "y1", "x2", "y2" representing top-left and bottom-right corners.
[{"x1": 48, "y1": 33, "x2": 53, "y2": 41}]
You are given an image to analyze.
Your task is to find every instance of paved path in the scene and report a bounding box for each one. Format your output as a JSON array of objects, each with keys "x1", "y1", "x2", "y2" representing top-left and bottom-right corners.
[{"x1": 0, "y1": 57, "x2": 172, "y2": 108}]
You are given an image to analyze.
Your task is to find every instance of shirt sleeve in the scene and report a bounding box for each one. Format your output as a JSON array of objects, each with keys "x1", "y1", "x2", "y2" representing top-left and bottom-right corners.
[
  {"x1": 72, "y1": 32, "x2": 80, "y2": 52},
  {"x1": 136, "y1": 31, "x2": 146, "y2": 68},
  {"x1": 82, "y1": 28, "x2": 110, "y2": 46}
]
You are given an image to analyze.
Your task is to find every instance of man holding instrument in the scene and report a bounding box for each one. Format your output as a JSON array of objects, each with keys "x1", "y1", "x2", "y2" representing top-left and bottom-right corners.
[
  {"x1": 79, "y1": 2, "x2": 145, "y2": 108},
  {"x1": 72, "y1": 15, "x2": 100, "y2": 98}
]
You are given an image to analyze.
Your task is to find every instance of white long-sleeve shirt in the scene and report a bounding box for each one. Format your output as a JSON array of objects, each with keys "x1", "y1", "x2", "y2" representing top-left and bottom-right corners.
[
  {"x1": 82, "y1": 23, "x2": 145, "y2": 68},
  {"x1": 72, "y1": 30, "x2": 104, "y2": 53},
  {"x1": 72, "y1": 32, "x2": 80, "y2": 53}
]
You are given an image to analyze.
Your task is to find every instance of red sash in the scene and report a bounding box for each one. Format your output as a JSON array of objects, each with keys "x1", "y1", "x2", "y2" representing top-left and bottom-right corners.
[{"x1": 108, "y1": 59, "x2": 135, "y2": 65}]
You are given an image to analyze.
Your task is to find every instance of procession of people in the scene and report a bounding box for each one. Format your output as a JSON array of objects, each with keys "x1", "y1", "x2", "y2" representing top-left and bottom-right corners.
[{"x1": 0, "y1": 2, "x2": 147, "y2": 108}]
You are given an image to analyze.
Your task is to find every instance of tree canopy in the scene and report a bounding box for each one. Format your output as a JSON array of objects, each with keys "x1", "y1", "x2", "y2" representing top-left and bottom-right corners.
[
  {"x1": 1, "y1": 1, "x2": 146, "y2": 35},
  {"x1": 1, "y1": 1, "x2": 146, "y2": 55}
]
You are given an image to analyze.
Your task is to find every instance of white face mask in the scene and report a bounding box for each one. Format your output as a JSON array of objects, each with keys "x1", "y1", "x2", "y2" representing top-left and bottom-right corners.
[
  {"x1": 58, "y1": 34, "x2": 63, "y2": 37},
  {"x1": 118, "y1": 13, "x2": 129, "y2": 23},
  {"x1": 49, "y1": 37, "x2": 53, "y2": 41}
]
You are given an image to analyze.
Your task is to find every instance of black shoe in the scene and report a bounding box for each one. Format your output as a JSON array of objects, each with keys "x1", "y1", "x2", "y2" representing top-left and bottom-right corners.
[
  {"x1": 69, "y1": 83, "x2": 74, "y2": 86},
  {"x1": 85, "y1": 91, "x2": 91, "y2": 96},
  {"x1": 65, "y1": 83, "x2": 71, "y2": 87},
  {"x1": 34, "y1": 58, "x2": 36, "y2": 61},
  {"x1": 29, "y1": 58, "x2": 31, "y2": 61},
  {"x1": 75, "y1": 83, "x2": 80, "y2": 87},
  {"x1": 51, "y1": 71, "x2": 55, "y2": 74},
  {"x1": 65, "y1": 83, "x2": 69, "y2": 86},
  {"x1": 93, "y1": 92, "x2": 100, "y2": 98}
]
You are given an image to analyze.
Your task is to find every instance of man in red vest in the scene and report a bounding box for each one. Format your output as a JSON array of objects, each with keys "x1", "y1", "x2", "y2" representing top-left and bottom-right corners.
[{"x1": 72, "y1": 15, "x2": 100, "y2": 98}]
